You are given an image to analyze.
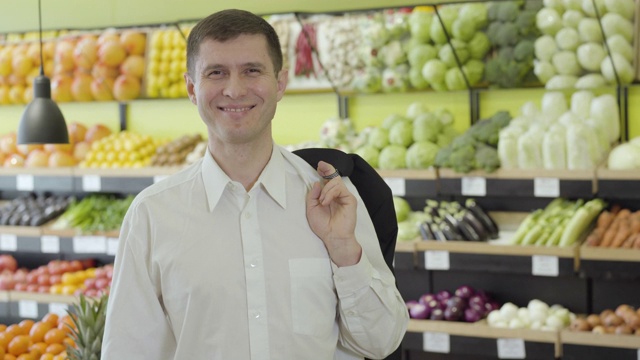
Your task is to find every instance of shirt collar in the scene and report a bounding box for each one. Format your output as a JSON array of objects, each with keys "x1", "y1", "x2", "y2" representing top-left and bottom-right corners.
[{"x1": 201, "y1": 144, "x2": 287, "y2": 212}]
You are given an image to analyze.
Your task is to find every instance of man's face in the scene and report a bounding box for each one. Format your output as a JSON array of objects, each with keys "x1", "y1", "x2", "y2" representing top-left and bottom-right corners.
[{"x1": 185, "y1": 34, "x2": 288, "y2": 145}]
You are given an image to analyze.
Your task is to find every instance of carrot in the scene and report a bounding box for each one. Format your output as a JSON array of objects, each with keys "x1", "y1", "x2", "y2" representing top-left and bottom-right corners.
[
  {"x1": 616, "y1": 208, "x2": 632, "y2": 219},
  {"x1": 585, "y1": 228, "x2": 604, "y2": 246},
  {"x1": 634, "y1": 235, "x2": 640, "y2": 249},
  {"x1": 610, "y1": 227, "x2": 631, "y2": 248},
  {"x1": 600, "y1": 222, "x2": 620, "y2": 247},
  {"x1": 610, "y1": 204, "x2": 622, "y2": 215},
  {"x1": 631, "y1": 219, "x2": 640, "y2": 234},
  {"x1": 596, "y1": 211, "x2": 615, "y2": 230},
  {"x1": 622, "y1": 234, "x2": 636, "y2": 249}
]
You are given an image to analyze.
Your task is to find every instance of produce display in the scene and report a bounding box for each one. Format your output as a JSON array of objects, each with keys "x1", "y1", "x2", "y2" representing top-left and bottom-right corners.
[
  {"x1": 67, "y1": 294, "x2": 108, "y2": 360},
  {"x1": 585, "y1": 207, "x2": 640, "y2": 249},
  {"x1": 498, "y1": 91, "x2": 619, "y2": 170},
  {"x1": 393, "y1": 196, "x2": 499, "y2": 242},
  {"x1": 145, "y1": 25, "x2": 192, "y2": 99},
  {"x1": 51, "y1": 194, "x2": 134, "y2": 233},
  {"x1": 0, "y1": 122, "x2": 111, "y2": 168},
  {"x1": 534, "y1": 0, "x2": 636, "y2": 89},
  {"x1": 484, "y1": 1, "x2": 541, "y2": 87},
  {"x1": 434, "y1": 110, "x2": 512, "y2": 173},
  {"x1": 487, "y1": 299, "x2": 576, "y2": 331},
  {"x1": 316, "y1": 15, "x2": 366, "y2": 88},
  {"x1": 570, "y1": 304, "x2": 640, "y2": 335},
  {"x1": 509, "y1": 198, "x2": 606, "y2": 247},
  {"x1": 150, "y1": 133, "x2": 202, "y2": 166},
  {"x1": 0, "y1": 258, "x2": 94, "y2": 292},
  {"x1": 0, "y1": 313, "x2": 77, "y2": 359},
  {"x1": 0, "y1": 193, "x2": 71, "y2": 227},
  {"x1": 406, "y1": 285, "x2": 500, "y2": 322},
  {"x1": 607, "y1": 136, "x2": 640, "y2": 170},
  {"x1": 80, "y1": 130, "x2": 164, "y2": 169}
]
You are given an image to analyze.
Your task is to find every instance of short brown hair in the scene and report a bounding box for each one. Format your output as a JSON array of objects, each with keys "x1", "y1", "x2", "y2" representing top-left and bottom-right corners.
[{"x1": 186, "y1": 9, "x2": 283, "y2": 77}]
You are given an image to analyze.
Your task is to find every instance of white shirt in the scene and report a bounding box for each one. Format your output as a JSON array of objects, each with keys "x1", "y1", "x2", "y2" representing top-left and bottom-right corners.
[{"x1": 102, "y1": 144, "x2": 408, "y2": 360}]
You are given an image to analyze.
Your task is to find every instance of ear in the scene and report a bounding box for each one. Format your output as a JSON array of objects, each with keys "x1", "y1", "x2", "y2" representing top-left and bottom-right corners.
[
  {"x1": 184, "y1": 73, "x2": 197, "y2": 105},
  {"x1": 275, "y1": 68, "x2": 288, "y2": 102}
]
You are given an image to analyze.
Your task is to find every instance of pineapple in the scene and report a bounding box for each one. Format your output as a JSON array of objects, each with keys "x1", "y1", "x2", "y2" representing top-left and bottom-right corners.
[{"x1": 66, "y1": 294, "x2": 109, "y2": 360}]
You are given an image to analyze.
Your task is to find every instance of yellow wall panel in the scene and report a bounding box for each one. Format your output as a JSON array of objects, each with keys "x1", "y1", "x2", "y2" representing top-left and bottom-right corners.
[
  {"x1": 272, "y1": 93, "x2": 337, "y2": 146},
  {"x1": 628, "y1": 86, "x2": 640, "y2": 139}
]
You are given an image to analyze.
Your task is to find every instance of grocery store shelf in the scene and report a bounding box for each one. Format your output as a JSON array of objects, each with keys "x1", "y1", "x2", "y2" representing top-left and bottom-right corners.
[
  {"x1": 0, "y1": 226, "x2": 119, "y2": 256},
  {"x1": 438, "y1": 168, "x2": 596, "y2": 198},
  {"x1": 9, "y1": 291, "x2": 76, "y2": 304},
  {"x1": 403, "y1": 320, "x2": 559, "y2": 359},
  {"x1": 3, "y1": 291, "x2": 76, "y2": 321},
  {"x1": 579, "y1": 246, "x2": 640, "y2": 280},
  {"x1": 0, "y1": 167, "x2": 75, "y2": 192},
  {"x1": 0, "y1": 291, "x2": 8, "y2": 319},
  {"x1": 596, "y1": 168, "x2": 640, "y2": 199},
  {"x1": 415, "y1": 241, "x2": 578, "y2": 276},
  {"x1": 394, "y1": 240, "x2": 417, "y2": 270},
  {"x1": 378, "y1": 169, "x2": 438, "y2": 197},
  {"x1": 73, "y1": 166, "x2": 181, "y2": 193},
  {"x1": 560, "y1": 330, "x2": 640, "y2": 360}
]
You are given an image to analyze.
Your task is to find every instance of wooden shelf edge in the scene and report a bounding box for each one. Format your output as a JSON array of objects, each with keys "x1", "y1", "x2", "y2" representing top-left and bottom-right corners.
[
  {"x1": 377, "y1": 169, "x2": 437, "y2": 180},
  {"x1": 560, "y1": 330, "x2": 640, "y2": 349},
  {"x1": 0, "y1": 225, "x2": 42, "y2": 237},
  {"x1": 415, "y1": 240, "x2": 577, "y2": 258},
  {"x1": 596, "y1": 168, "x2": 640, "y2": 180},
  {"x1": 0, "y1": 168, "x2": 75, "y2": 176},
  {"x1": 579, "y1": 246, "x2": 640, "y2": 262},
  {"x1": 438, "y1": 168, "x2": 595, "y2": 181},
  {"x1": 407, "y1": 319, "x2": 559, "y2": 343},
  {"x1": 395, "y1": 240, "x2": 417, "y2": 253},
  {"x1": 8, "y1": 291, "x2": 77, "y2": 305},
  {"x1": 73, "y1": 166, "x2": 182, "y2": 177},
  {"x1": 0, "y1": 291, "x2": 9, "y2": 301}
]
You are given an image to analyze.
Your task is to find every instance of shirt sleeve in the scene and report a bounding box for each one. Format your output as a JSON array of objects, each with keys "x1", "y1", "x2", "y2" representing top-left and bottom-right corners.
[
  {"x1": 331, "y1": 181, "x2": 409, "y2": 359},
  {"x1": 102, "y1": 202, "x2": 177, "y2": 359}
]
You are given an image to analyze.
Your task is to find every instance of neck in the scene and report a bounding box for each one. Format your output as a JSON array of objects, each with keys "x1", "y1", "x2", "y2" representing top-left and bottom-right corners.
[{"x1": 208, "y1": 136, "x2": 273, "y2": 191}]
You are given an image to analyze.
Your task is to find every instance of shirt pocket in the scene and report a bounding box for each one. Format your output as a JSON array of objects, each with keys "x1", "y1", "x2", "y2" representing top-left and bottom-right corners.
[{"x1": 289, "y1": 258, "x2": 337, "y2": 336}]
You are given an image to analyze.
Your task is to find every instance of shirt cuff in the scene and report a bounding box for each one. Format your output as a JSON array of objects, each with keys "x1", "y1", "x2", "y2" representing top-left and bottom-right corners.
[{"x1": 332, "y1": 252, "x2": 374, "y2": 297}]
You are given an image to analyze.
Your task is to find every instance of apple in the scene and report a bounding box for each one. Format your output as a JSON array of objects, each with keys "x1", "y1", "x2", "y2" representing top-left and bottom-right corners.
[
  {"x1": 99, "y1": 40, "x2": 127, "y2": 67},
  {"x1": 85, "y1": 124, "x2": 112, "y2": 143},
  {"x1": 54, "y1": 40, "x2": 76, "y2": 73},
  {"x1": 95, "y1": 277, "x2": 110, "y2": 290},
  {"x1": 94, "y1": 267, "x2": 106, "y2": 279},
  {"x1": 14, "y1": 283, "x2": 28, "y2": 291},
  {"x1": 43, "y1": 143, "x2": 73, "y2": 154},
  {"x1": 84, "y1": 277, "x2": 96, "y2": 290},
  {"x1": 0, "y1": 132, "x2": 18, "y2": 154},
  {"x1": 51, "y1": 74, "x2": 73, "y2": 102},
  {"x1": 4, "y1": 153, "x2": 25, "y2": 167},
  {"x1": 49, "y1": 274, "x2": 62, "y2": 285},
  {"x1": 68, "y1": 122, "x2": 88, "y2": 144},
  {"x1": 37, "y1": 273, "x2": 51, "y2": 286},
  {"x1": 71, "y1": 73, "x2": 94, "y2": 102},
  {"x1": 26, "y1": 283, "x2": 39, "y2": 292},
  {"x1": 48, "y1": 150, "x2": 77, "y2": 167},
  {"x1": 0, "y1": 254, "x2": 18, "y2": 272},
  {"x1": 120, "y1": 55, "x2": 145, "y2": 78},
  {"x1": 92, "y1": 63, "x2": 119, "y2": 79},
  {"x1": 12, "y1": 53, "x2": 34, "y2": 77},
  {"x1": 84, "y1": 288, "x2": 99, "y2": 297},
  {"x1": 90, "y1": 76, "x2": 115, "y2": 101},
  {"x1": 69, "y1": 260, "x2": 84, "y2": 272},
  {"x1": 73, "y1": 141, "x2": 91, "y2": 161},
  {"x1": 74, "y1": 36, "x2": 99, "y2": 69},
  {"x1": 98, "y1": 31, "x2": 120, "y2": 46},
  {"x1": 0, "y1": 274, "x2": 16, "y2": 290},
  {"x1": 25, "y1": 149, "x2": 50, "y2": 167},
  {"x1": 113, "y1": 74, "x2": 141, "y2": 101},
  {"x1": 120, "y1": 31, "x2": 146, "y2": 55},
  {"x1": 38, "y1": 285, "x2": 50, "y2": 294}
]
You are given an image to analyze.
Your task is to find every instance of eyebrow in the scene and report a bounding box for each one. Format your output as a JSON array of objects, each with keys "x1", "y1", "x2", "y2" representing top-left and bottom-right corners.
[{"x1": 201, "y1": 62, "x2": 267, "y2": 74}]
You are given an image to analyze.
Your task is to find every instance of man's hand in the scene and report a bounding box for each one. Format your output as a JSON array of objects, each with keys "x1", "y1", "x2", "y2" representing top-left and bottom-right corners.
[{"x1": 306, "y1": 161, "x2": 362, "y2": 267}]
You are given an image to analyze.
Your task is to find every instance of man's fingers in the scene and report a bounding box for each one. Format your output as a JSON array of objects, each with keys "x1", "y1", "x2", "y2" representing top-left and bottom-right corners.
[{"x1": 317, "y1": 161, "x2": 339, "y2": 181}]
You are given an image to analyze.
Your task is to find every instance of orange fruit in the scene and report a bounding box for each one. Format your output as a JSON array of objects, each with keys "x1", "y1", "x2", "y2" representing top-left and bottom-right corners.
[
  {"x1": 0, "y1": 346, "x2": 4, "y2": 357},
  {"x1": 17, "y1": 321, "x2": 34, "y2": 336},
  {"x1": 27, "y1": 343, "x2": 45, "y2": 357},
  {"x1": 5, "y1": 354, "x2": 17, "y2": 360},
  {"x1": 16, "y1": 354, "x2": 35, "y2": 360},
  {"x1": 61, "y1": 337, "x2": 74, "y2": 349},
  {"x1": 42, "y1": 330, "x2": 64, "y2": 346},
  {"x1": 51, "y1": 353, "x2": 66, "y2": 360},
  {"x1": 39, "y1": 354, "x2": 53, "y2": 360},
  {"x1": 0, "y1": 332, "x2": 14, "y2": 351},
  {"x1": 8, "y1": 335, "x2": 31, "y2": 356},
  {"x1": 55, "y1": 316, "x2": 74, "y2": 335},
  {"x1": 39, "y1": 316, "x2": 57, "y2": 330},
  {"x1": 5, "y1": 325, "x2": 22, "y2": 337},
  {"x1": 28, "y1": 323, "x2": 52, "y2": 344},
  {"x1": 0, "y1": 325, "x2": 6, "y2": 332},
  {"x1": 43, "y1": 344, "x2": 63, "y2": 356}
]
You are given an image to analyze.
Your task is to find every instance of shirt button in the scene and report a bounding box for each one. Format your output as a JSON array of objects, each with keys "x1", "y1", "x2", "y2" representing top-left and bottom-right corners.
[
  {"x1": 249, "y1": 262, "x2": 257, "y2": 268},
  {"x1": 244, "y1": 212, "x2": 251, "y2": 219},
  {"x1": 347, "y1": 310, "x2": 356, "y2": 317},
  {"x1": 254, "y1": 312, "x2": 261, "y2": 319}
]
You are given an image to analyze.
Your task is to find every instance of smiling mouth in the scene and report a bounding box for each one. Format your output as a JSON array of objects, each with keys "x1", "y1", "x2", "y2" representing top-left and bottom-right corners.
[{"x1": 219, "y1": 106, "x2": 255, "y2": 112}]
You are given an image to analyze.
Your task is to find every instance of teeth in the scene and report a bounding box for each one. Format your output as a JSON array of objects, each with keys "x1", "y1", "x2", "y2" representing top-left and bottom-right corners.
[{"x1": 222, "y1": 107, "x2": 251, "y2": 112}]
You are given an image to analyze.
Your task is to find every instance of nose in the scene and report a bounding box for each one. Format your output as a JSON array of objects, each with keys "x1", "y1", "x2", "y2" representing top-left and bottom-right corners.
[{"x1": 222, "y1": 73, "x2": 247, "y2": 99}]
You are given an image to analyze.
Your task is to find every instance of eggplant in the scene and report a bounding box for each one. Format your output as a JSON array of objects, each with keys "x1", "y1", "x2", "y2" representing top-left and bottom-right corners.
[
  {"x1": 419, "y1": 222, "x2": 436, "y2": 240},
  {"x1": 461, "y1": 210, "x2": 489, "y2": 241},
  {"x1": 465, "y1": 199, "x2": 499, "y2": 239}
]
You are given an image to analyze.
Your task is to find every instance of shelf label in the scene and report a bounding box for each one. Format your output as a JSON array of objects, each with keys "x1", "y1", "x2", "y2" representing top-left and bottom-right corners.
[
  {"x1": 48, "y1": 303, "x2": 69, "y2": 317},
  {"x1": 82, "y1": 175, "x2": 102, "y2": 192},
  {"x1": 534, "y1": 178, "x2": 560, "y2": 198},
  {"x1": 383, "y1": 177, "x2": 405, "y2": 196},
  {"x1": 497, "y1": 338, "x2": 526, "y2": 359},
  {"x1": 153, "y1": 175, "x2": 169, "y2": 184},
  {"x1": 18, "y1": 300, "x2": 39, "y2": 319},
  {"x1": 16, "y1": 174, "x2": 35, "y2": 191},
  {"x1": 106, "y1": 237, "x2": 119, "y2": 256},
  {"x1": 424, "y1": 250, "x2": 450, "y2": 270},
  {"x1": 40, "y1": 235, "x2": 60, "y2": 253},
  {"x1": 0, "y1": 234, "x2": 18, "y2": 251},
  {"x1": 423, "y1": 331, "x2": 450, "y2": 353},
  {"x1": 73, "y1": 236, "x2": 107, "y2": 254},
  {"x1": 532, "y1": 255, "x2": 559, "y2": 277},
  {"x1": 461, "y1": 177, "x2": 486, "y2": 197}
]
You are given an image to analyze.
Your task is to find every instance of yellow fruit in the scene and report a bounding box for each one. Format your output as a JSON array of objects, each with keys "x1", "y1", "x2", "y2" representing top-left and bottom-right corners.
[{"x1": 60, "y1": 272, "x2": 75, "y2": 285}]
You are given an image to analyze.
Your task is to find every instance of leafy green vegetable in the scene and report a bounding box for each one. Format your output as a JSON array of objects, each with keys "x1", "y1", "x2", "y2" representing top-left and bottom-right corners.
[
  {"x1": 379, "y1": 145, "x2": 407, "y2": 170},
  {"x1": 406, "y1": 141, "x2": 440, "y2": 169}
]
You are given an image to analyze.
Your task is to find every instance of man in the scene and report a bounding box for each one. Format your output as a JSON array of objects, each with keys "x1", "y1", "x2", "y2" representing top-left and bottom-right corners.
[{"x1": 102, "y1": 9, "x2": 408, "y2": 359}]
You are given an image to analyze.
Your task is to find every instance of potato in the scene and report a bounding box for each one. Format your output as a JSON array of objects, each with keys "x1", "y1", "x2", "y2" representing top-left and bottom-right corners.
[{"x1": 586, "y1": 314, "x2": 602, "y2": 328}]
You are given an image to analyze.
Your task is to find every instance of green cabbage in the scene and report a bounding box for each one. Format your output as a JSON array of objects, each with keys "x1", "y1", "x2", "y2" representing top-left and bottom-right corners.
[
  {"x1": 412, "y1": 113, "x2": 442, "y2": 142},
  {"x1": 389, "y1": 121, "x2": 414, "y2": 147},
  {"x1": 406, "y1": 141, "x2": 440, "y2": 169},
  {"x1": 355, "y1": 145, "x2": 380, "y2": 168},
  {"x1": 393, "y1": 196, "x2": 412, "y2": 222},
  {"x1": 379, "y1": 145, "x2": 408, "y2": 169}
]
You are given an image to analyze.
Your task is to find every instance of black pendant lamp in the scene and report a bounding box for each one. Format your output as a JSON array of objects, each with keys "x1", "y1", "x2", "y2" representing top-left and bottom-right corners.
[{"x1": 17, "y1": 0, "x2": 69, "y2": 144}]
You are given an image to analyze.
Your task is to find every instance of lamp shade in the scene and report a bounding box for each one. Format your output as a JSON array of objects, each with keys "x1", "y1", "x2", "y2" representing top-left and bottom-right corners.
[{"x1": 17, "y1": 75, "x2": 69, "y2": 144}]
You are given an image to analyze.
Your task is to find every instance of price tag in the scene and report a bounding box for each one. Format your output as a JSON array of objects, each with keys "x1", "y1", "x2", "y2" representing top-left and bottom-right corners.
[
  {"x1": 383, "y1": 177, "x2": 405, "y2": 196},
  {"x1": 423, "y1": 332, "x2": 450, "y2": 353},
  {"x1": 461, "y1": 177, "x2": 486, "y2": 197},
  {"x1": 18, "y1": 300, "x2": 39, "y2": 319},
  {"x1": 106, "y1": 237, "x2": 119, "y2": 255},
  {"x1": 16, "y1": 174, "x2": 34, "y2": 191},
  {"x1": 534, "y1": 178, "x2": 560, "y2": 198},
  {"x1": 0, "y1": 234, "x2": 18, "y2": 251},
  {"x1": 497, "y1": 338, "x2": 526, "y2": 359},
  {"x1": 40, "y1": 235, "x2": 60, "y2": 253},
  {"x1": 73, "y1": 236, "x2": 107, "y2": 253},
  {"x1": 153, "y1": 175, "x2": 168, "y2": 184},
  {"x1": 82, "y1": 175, "x2": 102, "y2": 192},
  {"x1": 532, "y1": 255, "x2": 559, "y2": 277},
  {"x1": 48, "y1": 303, "x2": 69, "y2": 317},
  {"x1": 424, "y1": 250, "x2": 450, "y2": 270}
]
